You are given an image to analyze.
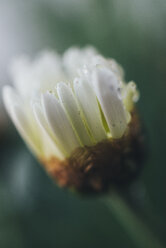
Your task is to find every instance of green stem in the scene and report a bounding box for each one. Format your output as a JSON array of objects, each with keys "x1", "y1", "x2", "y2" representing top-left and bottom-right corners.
[{"x1": 102, "y1": 192, "x2": 165, "y2": 248}]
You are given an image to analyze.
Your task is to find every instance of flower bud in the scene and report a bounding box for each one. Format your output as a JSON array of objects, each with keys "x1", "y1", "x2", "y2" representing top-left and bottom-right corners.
[{"x1": 3, "y1": 47, "x2": 145, "y2": 194}]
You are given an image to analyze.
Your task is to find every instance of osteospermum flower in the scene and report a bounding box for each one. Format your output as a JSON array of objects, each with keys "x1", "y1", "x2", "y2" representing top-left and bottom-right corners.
[{"x1": 3, "y1": 46, "x2": 144, "y2": 193}]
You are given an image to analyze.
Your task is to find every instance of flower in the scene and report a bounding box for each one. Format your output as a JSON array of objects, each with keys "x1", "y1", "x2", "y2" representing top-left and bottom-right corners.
[{"x1": 3, "y1": 46, "x2": 143, "y2": 193}]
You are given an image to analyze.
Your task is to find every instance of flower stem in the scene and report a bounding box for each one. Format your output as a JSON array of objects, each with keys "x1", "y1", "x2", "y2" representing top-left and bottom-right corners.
[{"x1": 102, "y1": 192, "x2": 165, "y2": 248}]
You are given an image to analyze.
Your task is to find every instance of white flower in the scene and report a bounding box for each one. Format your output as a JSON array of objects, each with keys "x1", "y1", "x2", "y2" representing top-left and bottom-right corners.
[{"x1": 3, "y1": 46, "x2": 139, "y2": 163}]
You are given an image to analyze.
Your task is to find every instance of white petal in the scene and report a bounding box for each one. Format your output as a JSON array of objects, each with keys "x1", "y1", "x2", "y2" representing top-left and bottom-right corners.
[
  {"x1": 10, "y1": 51, "x2": 65, "y2": 97},
  {"x1": 33, "y1": 103, "x2": 65, "y2": 160},
  {"x1": 74, "y1": 77, "x2": 107, "y2": 143},
  {"x1": 91, "y1": 56, "x2": 124, "y2": 80},
  {"x1": 57, "y1": 82, "x2": 92, "y2": 146},
  {"x1": 63, "y1": 46, "x2": 98, "y2": 78},
  {"x1": 92, "y1": 68, "x2": 127, "y2": 138},
  {"x1": 3, "y1": 86, "x2": 41, "y2": 156},
  {"x1": 42, "y1": 92, "x2": 80, "y2": 156}
]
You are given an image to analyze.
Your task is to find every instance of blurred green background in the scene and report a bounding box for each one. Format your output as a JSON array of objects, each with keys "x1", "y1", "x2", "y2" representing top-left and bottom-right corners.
[{"x1": 0, "y1": 0, "x2": 166, "y2": 247}]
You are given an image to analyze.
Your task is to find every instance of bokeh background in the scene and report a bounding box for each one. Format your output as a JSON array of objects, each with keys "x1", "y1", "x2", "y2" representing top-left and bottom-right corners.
[{"x1": 0, "y1": 0, "x2": 166, "y2": 247}]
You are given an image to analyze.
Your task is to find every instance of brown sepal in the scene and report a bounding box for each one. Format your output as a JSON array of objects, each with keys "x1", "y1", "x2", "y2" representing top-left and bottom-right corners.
[{"x1": 41, "y1": 112, "x2": 146, "y2": 194}]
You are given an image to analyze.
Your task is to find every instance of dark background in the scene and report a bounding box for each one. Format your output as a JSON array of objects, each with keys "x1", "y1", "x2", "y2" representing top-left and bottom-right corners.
[{"x1": 0, "y1": 0, "x2": 166, "y2": 247}]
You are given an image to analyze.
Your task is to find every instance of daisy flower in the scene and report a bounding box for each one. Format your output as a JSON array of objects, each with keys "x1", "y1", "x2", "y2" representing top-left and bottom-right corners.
[{"x1": 3, "y1": 46, "x2": 143, "y2": 193}]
